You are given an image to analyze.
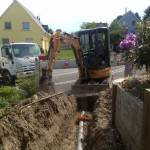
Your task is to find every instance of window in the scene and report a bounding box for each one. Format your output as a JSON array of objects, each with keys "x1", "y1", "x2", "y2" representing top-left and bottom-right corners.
[
  {"x1": 1, "y1": 46, "x2": 11, "y2": 58},
  {"x1": 89, "y1": 33, "x2": 95, "y2": 49},
  {"x1": 97, "y1": 32, "x2": 105, "y2": 50},
  {"x1": 132, "y1": 20, "x2": 136, "y2": 26},
  {"x1": 84, "y1": 34, "x2": 89, "y2": 49},
  {"x1": 80, "y1": 35, "x2": 85, "y2": 49},
  {"x1": 4, "y1": 22, "x2": 11, "y2": 30},
  {"x1": 22, "y1": 22, "x2": 30, "y2": 31},
  {"x1": 12, "y1": 44, "x2": 40, "y2": 58},
  {"x1": 2, "y1": 38, "x2": 9, "y2": 45}
]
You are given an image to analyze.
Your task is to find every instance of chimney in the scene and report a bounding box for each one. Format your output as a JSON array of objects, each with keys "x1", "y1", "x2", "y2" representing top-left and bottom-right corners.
[{"x1": 125, "y1": 8, "x2": 127, "y2": 14}]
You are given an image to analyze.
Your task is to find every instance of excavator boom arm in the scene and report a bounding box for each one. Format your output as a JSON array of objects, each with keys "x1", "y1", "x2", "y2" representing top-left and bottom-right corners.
[{"x1": 46, "y1": 31, "x2": 86, "y2": 80}]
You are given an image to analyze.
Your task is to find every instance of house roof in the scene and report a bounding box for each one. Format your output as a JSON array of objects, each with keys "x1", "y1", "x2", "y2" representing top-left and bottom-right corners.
[
  {"x1": 0, "y1": 0, "x2": 51, "y2": 36},
  {"x1": 119, "y1": 10, "x2": 140, "y2": 22}
]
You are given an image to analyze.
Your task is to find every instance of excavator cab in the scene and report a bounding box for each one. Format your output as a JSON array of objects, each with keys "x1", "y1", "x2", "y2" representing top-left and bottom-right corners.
[{"x1": 76, "y1": 27, "x2": 110, "y2": 82}]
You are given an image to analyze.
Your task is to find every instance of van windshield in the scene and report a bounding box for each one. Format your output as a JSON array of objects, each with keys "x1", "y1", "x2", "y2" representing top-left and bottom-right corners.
[{"x1": 12, "y1": 44, "x2": 41, "y2": 58}]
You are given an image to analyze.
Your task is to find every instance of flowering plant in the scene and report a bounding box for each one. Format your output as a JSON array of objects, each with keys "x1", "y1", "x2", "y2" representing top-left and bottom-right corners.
[
  {"x1": 119, "y1": 33, "x2": 137, "y2": 50},
  {"x1": 119, "y1": 33, "x2": 137, "y2": 61},
  {"x1": 119, "y1": 33, "x2": 137, "y2": 76}
]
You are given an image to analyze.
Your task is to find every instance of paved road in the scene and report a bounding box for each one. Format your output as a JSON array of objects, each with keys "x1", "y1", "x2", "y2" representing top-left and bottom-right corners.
[{"x1": 52, "y1": 66, "x2": 124, "y2": 92}]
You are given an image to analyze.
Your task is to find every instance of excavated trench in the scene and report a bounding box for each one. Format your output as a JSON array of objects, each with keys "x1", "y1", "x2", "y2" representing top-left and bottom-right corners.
[
  {"x1": 75, "y1": 89, "x2": 125, "y2": 150},
  {"x1": 83, "y1": 90, "x2": 125, "y2": 150},
  {"x1": 0, "y1": 85, "x2": 125, "y2": 150}
]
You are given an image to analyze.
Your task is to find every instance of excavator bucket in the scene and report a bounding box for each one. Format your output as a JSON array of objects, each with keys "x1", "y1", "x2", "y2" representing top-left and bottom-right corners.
[{"x1": 71, "y1": 83, "x2": 109, "y2": 97}]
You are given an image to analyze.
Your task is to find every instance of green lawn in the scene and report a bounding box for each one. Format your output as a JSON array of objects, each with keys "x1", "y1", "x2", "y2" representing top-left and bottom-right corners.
[{"x1": 56, "y1": 49, "x2": 75, "y2": 60}]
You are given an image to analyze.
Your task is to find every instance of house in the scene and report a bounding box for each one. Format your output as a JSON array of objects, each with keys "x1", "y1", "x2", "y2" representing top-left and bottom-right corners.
[
  {"x1": 0, "y1": 0, "x2": 51, "y2": 53},
  {"x1": 119, "y1": 11, "x2": 140, "y2": 33}
]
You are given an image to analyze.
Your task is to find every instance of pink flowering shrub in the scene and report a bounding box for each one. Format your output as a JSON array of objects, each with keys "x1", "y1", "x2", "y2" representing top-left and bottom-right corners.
[
  {"x1": 119, "y1": 33, "x2": 138, "y2": 76},
  {"x1": 119, "y1": 33, "x2": 137, "y2": 50}
]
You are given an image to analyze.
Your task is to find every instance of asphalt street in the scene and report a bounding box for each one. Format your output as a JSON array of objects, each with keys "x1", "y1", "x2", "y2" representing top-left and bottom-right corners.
[{"x1": 52, "y1": 66, "x2": 124, "y2": 92}]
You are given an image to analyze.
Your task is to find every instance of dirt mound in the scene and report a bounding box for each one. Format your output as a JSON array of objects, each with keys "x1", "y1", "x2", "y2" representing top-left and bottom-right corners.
[
  {"x1": 121, "y1": 76, "x2": 150, "y2": 100},
  {"x1": 85, "y1": 89, "x2": 125, "y2": 150},
  {"x1": 0, "y1": 92, "x2": 77, "y2": 150}
]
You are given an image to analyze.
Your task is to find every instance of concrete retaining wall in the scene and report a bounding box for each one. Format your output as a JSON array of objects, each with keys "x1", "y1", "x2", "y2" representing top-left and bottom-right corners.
[{"x1": 112, "y1": 82, "x2": 150, "y2": 150}]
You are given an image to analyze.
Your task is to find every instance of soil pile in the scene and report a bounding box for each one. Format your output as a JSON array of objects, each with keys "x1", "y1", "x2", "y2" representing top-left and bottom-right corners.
[
  {"x1": 0, "y1": 92, "x2": 77, "y2": 150},
  {"x1": 121, "y1": 76, "x2": 150, "y2": 100},
  {"x1": 85, "y1": 89, "x2": 125, "y2": 150}
]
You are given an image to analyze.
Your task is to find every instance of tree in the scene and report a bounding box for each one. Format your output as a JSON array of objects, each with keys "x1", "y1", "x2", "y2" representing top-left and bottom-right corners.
[
  {"x1": 116, "y1": 15, "x2": 122, "y2": 21},
  {"x1": 135, "y1": 12, "x2": 141, "y2": 20},
  {"x1": 143, "y1": 6, "x2": 150, "y2": 20},
  {"x1": 48, "y1": 28, "x2": 53, "y2": 34},
  {"x1": 109, "y1": 19, "x2": 124, "y2": 51},
  {"x1": 80, "y1": 22, "x2": 97, "y2": 29},
  {"x1": 136, "y1": 22, "x2": 150, "y2": 72},
  {"x1": 109, "y1": 19, "x2": 123, "y2": 32}
]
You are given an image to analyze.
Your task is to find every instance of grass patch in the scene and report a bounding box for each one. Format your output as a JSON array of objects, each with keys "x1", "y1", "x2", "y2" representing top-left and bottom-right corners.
[
  {"x1": 16, "y1": 75, "x2": 36, "y2": 98},
  {"x1": 56, "y1": 49, "x2": 75, "y2": 60},
  {"x1": 0, "y1": 75, "x2": 36, "y2": 109},
  {"x1": 0, "y1": 86, "x2": 24, "y2": 108}
]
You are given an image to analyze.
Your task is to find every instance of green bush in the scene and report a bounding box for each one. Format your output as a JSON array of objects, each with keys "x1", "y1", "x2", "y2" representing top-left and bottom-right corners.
[
  {"x1": 0, "y1": 86, "x2": 24, "y2": 108},
  {"x1": 0, "y1": 98, "x2": 9, "y2": 108},
  {"x1": 0, "y1": 75, "x2": 36, "y2": 109},
  {"x1": 136, "y1": 22, "x2": 150, "y2": 73},
  {"x1": 16, "y1": 75, "x2": 36, "y2": 97},
  {"x1": 109, "y1": 19, "x2": 124, "y2": 46}
]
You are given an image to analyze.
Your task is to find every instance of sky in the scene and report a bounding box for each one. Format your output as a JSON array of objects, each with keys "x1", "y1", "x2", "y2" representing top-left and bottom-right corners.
[{"x1": 0, "y1": 0, "x2": 149, "y2": 32}]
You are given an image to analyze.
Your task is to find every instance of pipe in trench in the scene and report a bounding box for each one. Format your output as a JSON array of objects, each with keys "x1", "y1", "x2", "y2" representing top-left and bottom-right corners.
[{"x1": 76, "y1": 111, "x2": 85, "y2": 150}]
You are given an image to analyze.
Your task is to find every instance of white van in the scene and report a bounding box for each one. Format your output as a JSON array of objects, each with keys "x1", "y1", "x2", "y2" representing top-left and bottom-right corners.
[{"x1": 0, "y1": 43, "x2": 41, "y2": 84}]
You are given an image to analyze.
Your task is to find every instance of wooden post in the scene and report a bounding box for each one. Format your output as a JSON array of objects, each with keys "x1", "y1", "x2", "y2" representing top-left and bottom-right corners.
[
  {"x1": 35, "y1": 58, "x2": 40, "y2": 88},
  {"x1": 143, "y1": 89, "x2": 150, "y2": 150}
]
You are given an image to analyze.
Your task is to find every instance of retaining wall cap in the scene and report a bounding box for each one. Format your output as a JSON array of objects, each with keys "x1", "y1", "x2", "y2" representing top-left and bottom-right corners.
[
  {"x1": 113, "y1": 78, "x2": 125, "y2": 84},
  {"x1": 146, "y1": 89, "x2": 150, "y2": 92}
]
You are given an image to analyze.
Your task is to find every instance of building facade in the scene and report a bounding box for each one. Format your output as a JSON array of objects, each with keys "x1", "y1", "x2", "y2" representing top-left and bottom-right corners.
[
  {"x1": 119, "y1": 11, "x2": 140, "y2": 33},
  {"x1": 0, "y1": 0, "x2": 51, "y2": 53}
]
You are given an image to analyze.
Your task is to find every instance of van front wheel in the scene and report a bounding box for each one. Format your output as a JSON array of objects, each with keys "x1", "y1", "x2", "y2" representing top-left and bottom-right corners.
[{"x1": 2, "y1": 71, "x2": 15, "y2": 85}]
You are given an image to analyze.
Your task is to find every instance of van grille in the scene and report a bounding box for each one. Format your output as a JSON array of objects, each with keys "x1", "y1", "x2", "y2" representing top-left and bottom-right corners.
[{"x1": 23, "y1": 64, "x2": 35, "y2": 72}]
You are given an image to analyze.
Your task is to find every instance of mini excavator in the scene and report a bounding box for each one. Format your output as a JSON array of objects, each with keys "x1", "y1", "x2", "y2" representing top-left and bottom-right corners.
[{"x1": 38, "y1": 27, "x2": 111, "y2": 84}]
